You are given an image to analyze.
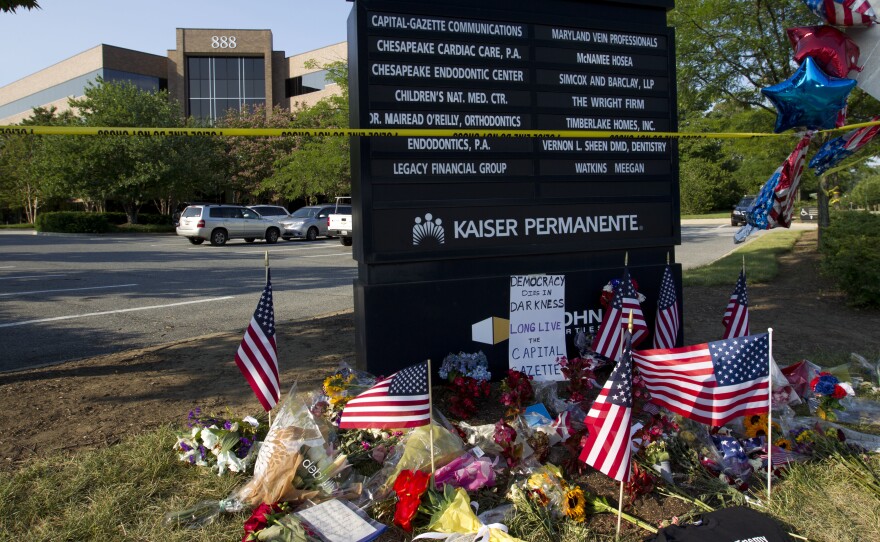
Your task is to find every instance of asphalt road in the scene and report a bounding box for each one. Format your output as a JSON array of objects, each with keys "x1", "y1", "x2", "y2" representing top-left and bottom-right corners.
[{"x1": 0, "y1": 221, "x2": 812, "y2": 371}]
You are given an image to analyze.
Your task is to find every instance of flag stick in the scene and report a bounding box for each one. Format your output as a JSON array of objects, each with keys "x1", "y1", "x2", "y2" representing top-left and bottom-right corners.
[
  {"x1": 624, "y1": 251, "x2": 629, "y2": 267},
  {"x1": 767, "y1": 327, "x2": 774, "y2": 501},
  {"x1": 616, "y1": 311, "x2": 635, "y2": 540},
  {"x1": 427, "y1": 359, "x2": 436, "y2": 478},
  {"x1": 666, "y1": 251, "x2": 670, "y2": 266},
  {"x1": 265, "y1": 250, "x2": 272, "y2": 427}
]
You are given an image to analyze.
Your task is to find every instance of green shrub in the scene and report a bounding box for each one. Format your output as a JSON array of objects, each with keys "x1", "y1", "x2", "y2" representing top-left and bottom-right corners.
[
  {"x1": 34, "y1": 212, "x2": 111, "y2": 233},
  {"x1": 137, "y1": 213, "x2": 173, "y2": 225},
  {"x1": 821, "y1": 211, "x2": 880, "y2": 308},
  {"x1": 99, "y1": 212, "x2": 129, "y2": 225}
]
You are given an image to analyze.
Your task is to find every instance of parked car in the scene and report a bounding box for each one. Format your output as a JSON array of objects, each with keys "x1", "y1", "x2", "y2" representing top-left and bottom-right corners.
[
  {"x1": 730, "y1": 195, "x2": 756, "y2": 226},
  {"x1": 327, "y1": 196, "x2": 354, "y2": 246},
  {"x1": 278, "y1": 204, "x2": 348, "y2": 241},
  {"x1": 248, "y1": 205, "x2": 292, "y2": 219},
  {"x1": 175, "y1": 204, "x2": 282, "y2": 246}
]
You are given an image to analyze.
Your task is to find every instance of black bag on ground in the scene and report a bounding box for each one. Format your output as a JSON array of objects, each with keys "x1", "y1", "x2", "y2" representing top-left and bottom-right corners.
[{"x1": 646, "y1": 506, "x2": 792, "y2": 542}]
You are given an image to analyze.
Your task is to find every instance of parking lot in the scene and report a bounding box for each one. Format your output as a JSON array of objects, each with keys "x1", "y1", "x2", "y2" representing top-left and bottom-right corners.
[{"x1": 0, "y1": 233, "x2": 356, "y2": 371}]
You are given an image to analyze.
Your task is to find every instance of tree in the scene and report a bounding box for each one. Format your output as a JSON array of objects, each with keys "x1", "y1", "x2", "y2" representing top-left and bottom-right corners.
[
  {"x1": 47, "y1": 79, "x2": 219, "y2": 223},
  {"x1": 0, "y1": 0, "x2": 39, "y2": 13},
  {"x1": 266, "y1": 61, "x2": 351, "y2": 203},
  {"x1": 0, "y1": 107, "x2": 73, "y2": 223},
  {"x1": 216, "y1": 104, "x2": 299, "y2": 204},
  {"x1": 850, "y1": 173, "x2": 880, "y2": 210}
]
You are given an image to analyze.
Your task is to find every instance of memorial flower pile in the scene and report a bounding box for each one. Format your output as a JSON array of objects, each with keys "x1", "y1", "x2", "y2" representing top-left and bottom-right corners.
[{"x1": 174, "y1": 408, "x2": 266, "y2": 476}]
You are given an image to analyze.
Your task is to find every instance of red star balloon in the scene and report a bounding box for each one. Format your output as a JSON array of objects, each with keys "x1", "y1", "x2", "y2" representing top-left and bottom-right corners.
[{"x1": 787, "y1": 26, "x2": 861, "y2": 78}]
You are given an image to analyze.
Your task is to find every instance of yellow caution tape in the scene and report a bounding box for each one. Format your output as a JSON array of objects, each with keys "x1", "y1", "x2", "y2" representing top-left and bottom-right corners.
[{"x1": 1, "y1": 122, "x2": 878, "y2": 138}]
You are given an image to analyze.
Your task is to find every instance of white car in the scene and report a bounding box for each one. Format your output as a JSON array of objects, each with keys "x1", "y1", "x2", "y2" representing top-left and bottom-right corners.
[{"x1": 176, "y1": 204, "x2": 282, "y2": 246}]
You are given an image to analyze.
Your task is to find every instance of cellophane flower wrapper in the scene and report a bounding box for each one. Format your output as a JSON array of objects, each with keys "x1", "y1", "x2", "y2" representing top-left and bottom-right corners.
[
  {"x1": 225, "y1": 382, "x2": 360, "y2": 512},
  {"x1": 531, "y1": 380, "x2": 569, "y2": 415},
  {"x1": 420, "y1": 487, "x2": 524, "y2": 542},
  {"x1": 433, "y1": 450, "x2": 498, "y2": 491},
  {"x1": 457, "y1": 421, "x2": 505, "y2": 456},
  {"x1": 357, "y1": 420, "x2": 464, "y2": 504}
]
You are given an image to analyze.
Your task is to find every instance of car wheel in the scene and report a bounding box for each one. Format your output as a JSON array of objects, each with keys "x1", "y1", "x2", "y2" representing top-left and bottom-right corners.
[
  {"x1": 265, "y1": 228, "x2": 280, "y2": 244},
  {"x1": 306, "y1": 227, "x2": 319, "y2": 241},
  {"x1": 244, "y1": 238, "x2": 255, "y2": 243},
  {"x1": 210, "y1": 229, "x2": 228, "y2": 246},
  {"x1": 341, "y1": 237, "x2": 353, "y2": 246},
  {"x1": 731, "y1": 221, "x2": 737, "y2": 227},
  {"x1": 188, "y1": 237, "x2": 204, "y2": 245}
]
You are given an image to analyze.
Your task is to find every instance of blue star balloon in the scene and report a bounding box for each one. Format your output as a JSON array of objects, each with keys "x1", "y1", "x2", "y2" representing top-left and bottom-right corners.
[{"x1": 761, "y1": 57, "x2": 856, "y2": 133}]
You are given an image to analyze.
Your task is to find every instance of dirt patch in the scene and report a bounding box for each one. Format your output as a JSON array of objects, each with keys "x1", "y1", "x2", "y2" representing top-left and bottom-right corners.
[{"x1": 2, "y1": 231, "x2": 878, "y2": 531}]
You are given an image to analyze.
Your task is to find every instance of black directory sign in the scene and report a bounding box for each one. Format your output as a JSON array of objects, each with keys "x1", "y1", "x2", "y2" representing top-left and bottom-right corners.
[{"x1": 347, "y1": 0, "x2": 680, "y2": 376}]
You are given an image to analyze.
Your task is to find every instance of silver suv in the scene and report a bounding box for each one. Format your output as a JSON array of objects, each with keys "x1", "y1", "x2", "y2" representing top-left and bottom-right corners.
[
  {"x1": 279, "y1": 204, "x2": 343, "y2": 241},
  {"x1": 176, "y1": 204, "x2": 283, "y2": 246}
]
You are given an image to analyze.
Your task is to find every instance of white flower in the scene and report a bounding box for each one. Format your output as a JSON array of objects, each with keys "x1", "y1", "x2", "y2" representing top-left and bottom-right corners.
[
  {"x1": 190, "y1": 426, "x2": 201, "y2": 439},
  {"x1": 228, "y1": 422, "x2": 239, "y2": 432},
  {"x1": 200, "y1": 427, "x2": 220, "y2": 454},
  {"x1": 216, "y1": 450, "x2": 245, "y2": 476},
  {"x1": 243, "y1": 416, "x2": 259, "y2": 428}
]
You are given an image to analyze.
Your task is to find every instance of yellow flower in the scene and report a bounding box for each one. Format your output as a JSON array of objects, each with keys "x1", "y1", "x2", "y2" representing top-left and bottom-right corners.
[
  {"x1": 796, "y1": 430, "x2": 817, "y2": 444},
  {"x1": 774, "y1": 438, "x2": 793, "y2": 451},
  {"x1": 563, "y1": 486, "x2": 587, "y2": 522},
  {"x1": 744, "y1": 413, "x2": 767, "y2": 430}
]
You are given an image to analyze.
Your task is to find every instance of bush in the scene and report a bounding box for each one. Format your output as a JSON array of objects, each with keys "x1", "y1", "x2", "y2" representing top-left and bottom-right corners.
[
  {"x1": 35, "y1": 212, "x2": 111, "y2": 233},
  {"x1": 96, "y1": 212, "x2": 171, "y2": 225},
  {"x1": 820, "y1": 211, "x2": 880, "y2": 308}
]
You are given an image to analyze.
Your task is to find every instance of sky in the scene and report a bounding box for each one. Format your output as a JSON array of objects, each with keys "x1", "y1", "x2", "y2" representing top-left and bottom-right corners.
[{"x1": 0, "y1": 0, "x2": 354, "y2": 88}]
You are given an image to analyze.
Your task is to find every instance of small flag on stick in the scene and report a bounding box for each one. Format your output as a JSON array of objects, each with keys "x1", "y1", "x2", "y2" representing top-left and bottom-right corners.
[
  {"x1": 580, "y1": 330, "x2": 634, "y2": 482},
  {"x1": 723, "y1": 269, "x2": 750, "y2": 339},
  {"x1": 591, "y1": 268, "x2": 648, "y2": 361},
  {"x1": 653, "y1": 265, "x2": 680, "y2": 349},
  {"x1": 234, "y1": 269, "x2": 280, "y2": 411},
  {"x1": 338, "y1": 362, "x2": 431, "y2": 429}
]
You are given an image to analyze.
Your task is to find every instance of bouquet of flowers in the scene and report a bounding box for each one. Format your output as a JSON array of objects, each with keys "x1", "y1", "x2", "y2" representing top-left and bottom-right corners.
[
  {"x1": 500, "y1": 369, "x2": 535, "y2": 417},
  {"x1": 555, "y1": 355, "x2": 596, "y2": 407},
  {"x1": 810, "y1": 371, "x2": 848, "y2": 421},
  {"x1": 335, "y1": 428, "x2": 403, "y2": 477},
  {"x1": 439, "y1": 351, "x2": 492, "y2": 420},
  {"x1": 242, "y1": 502, "x2": 309, "y2": 542},
  {"x1": 174, "y1": 408, "x2": 266, "y2": 476}
]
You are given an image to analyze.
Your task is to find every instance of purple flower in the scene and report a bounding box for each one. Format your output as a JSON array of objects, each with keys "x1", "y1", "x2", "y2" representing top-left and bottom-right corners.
[
  {"x1": 179, "y1": 442, "x2": 192, "y2": 452},
  {"x1": 224, "y1": 420, "x2": 233, "y2": 430}
]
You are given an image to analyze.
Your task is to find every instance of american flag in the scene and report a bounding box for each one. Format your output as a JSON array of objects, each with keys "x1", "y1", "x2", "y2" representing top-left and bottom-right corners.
[
  {"x1": 653, "y1": 266, "x2": 680, "y2": 349},
  {"x1": 632, "y1": 333, "x2": 771, "y2": 427},
  {"x1": 591, "y1": 268, "x2": 648, "y2": 361},
  {"x1": 767, "y1": 133, "x2": 812, "y2": 229},
  {"x1": 338, "y1": 362, "x2": 431, "y2": 429},
  {"x1": 761, "y1": 444, "x2": 810, "y2": 468},
  {"x1": 234, "y1": 270, "x2": 280, "y2": 412},
  {"x1": 804, "y1": 0, "x2": 876, "y2": 26},
  {"x1": 580, "y1": 331, "x2": 633, "y2": 482},
  {"x1": 810, "y1": 116, "x2": 880, "y2": 175},
  {"x1": 723, "y1": 270, "x2": 750, "y2": 339}
]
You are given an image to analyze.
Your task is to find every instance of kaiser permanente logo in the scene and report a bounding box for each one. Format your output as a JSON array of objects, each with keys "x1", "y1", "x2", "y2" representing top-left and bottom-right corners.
[
  {"x1": 412, "y1": 213, "x2": 446, "y2": 245},
  {"x1": 413, "y1": 212, "x2": 644, "y2": 245}
]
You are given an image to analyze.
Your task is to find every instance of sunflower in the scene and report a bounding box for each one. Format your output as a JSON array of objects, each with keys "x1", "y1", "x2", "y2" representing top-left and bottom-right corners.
[
  {"x1": 743, "y1": 413, "x2": 767, "y2": 430},
  {"x1": 774, "y1": 438, "x2": 793, "y2": 451},
  {"x1": 563, "y1": 485, "x2": 587, "y2": 522}
]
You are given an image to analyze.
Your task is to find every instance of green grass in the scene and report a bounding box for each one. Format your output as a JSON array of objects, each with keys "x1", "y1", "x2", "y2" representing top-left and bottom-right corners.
[
  {"x1": 0, "y1": 222, "x2": 35, "y2": 229},
  {"x1": 0, "y1": 426, "x2": 247, "y2": 542},
  {"x1": 680, "y1": 211, "x2": 730, "y2": 220},
  {"x1": 682, "y1": 230, "x2": 803, "y2": 286}
]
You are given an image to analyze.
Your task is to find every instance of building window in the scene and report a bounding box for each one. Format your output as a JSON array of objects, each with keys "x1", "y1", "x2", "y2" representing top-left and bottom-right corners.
[
  {"x1": 187, "y1": 56, "x2": 266, "y2": 121},
  {"x1": 285, "y1": 69, "x2": 330, "y2": 98}
]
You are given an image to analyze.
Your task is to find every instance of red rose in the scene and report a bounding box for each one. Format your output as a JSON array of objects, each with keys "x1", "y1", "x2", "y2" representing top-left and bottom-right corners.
[
  {"x1": 242, "y1": 502, "x2": 283, "y2": 541},
  {"x1": 392, "y1": 470, "x2": 430, "y2": 531},
  {"x1": 832, "y1": 385, "x2": 847, "y2": 399}
]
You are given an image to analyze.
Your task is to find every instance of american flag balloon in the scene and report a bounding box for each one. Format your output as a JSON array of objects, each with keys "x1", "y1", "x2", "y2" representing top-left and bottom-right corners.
[
  {"x1": 804, "y1": 0, "x2": 876, "y2": 26},
  {"x1": 810, "y1": 115, "x2": 880, "y2": 175}
]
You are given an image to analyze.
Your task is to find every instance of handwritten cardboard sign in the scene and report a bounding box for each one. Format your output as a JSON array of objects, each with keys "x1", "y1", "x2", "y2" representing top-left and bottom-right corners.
[{"x1": 508, "y1": 275, "x2": 567, "y2": 381}]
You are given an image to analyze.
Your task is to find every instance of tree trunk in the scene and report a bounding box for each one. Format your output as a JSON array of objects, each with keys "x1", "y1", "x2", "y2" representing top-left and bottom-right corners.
[
  {"x1": 123, "y1": 201, "x2": 140, "y2": 225},
  {"x1": 818, "y1": 173, "x2": 834, "y2": 249}
]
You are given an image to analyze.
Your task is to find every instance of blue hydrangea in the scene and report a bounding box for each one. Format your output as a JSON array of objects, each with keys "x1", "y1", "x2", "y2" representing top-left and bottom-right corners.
[{"x1": 439, "y1": 351, "x2": 491, "y2": 381}]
